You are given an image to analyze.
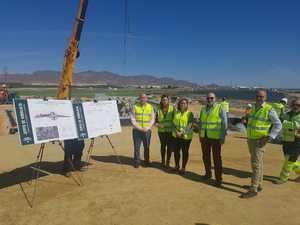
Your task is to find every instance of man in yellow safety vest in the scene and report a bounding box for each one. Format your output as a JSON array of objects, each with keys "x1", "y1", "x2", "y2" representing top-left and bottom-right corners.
[
  {"x1": 130, "y1": 93, "x2": 155, "y2": 168},
  {"x1": 272, "y1": 98, "x2": 288, "y2": 119},
  {"x1": 221, "y1": 97, "x2": 230, "y2": 115},
  {"x1": 275, "y1": 98, "x2": 300, "y2": 184},
  {"x1": 241, "y1": 89, "x2": 282, "y2": 198}
]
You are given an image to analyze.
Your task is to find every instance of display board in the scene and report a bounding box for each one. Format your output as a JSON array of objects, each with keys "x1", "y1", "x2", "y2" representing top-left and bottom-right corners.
[
  {"x1": 14, "y1": 99, "x2": 78, "y2": 145},
  {"x1": 82, "y1": 100, "x2": 122, "y2": 138},
  {"x1": 14, "y1": 99, "x2": 122, "y2": 145}
]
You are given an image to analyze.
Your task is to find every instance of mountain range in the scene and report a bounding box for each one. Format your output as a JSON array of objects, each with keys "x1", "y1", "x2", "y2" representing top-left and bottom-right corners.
[{"x1": 0, "y1": 70, "x2": 199, "y2": 88}]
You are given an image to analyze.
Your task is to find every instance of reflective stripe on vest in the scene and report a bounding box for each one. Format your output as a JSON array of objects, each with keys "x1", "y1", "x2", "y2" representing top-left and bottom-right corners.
[
  {"x1": 157, "y1": 105, "x2": 174, "y2": 133},
  {"x1": 172, "y1": 111, "x2": 193, "y2": 140},
  {"x1": 134, "y1": 103, "x2": 153, "y2": 128},
  {"x1": 282, "y1": 112, "x2": 300, "y2": 142},
  {"x1": 247, "y1": 104, "x2": 272, "y2": 139},
  {"x1": 199, "y1": 103, "x2": 222, "y2": 139},
  {"x1": 221, "y1": 101, "x2": 229, "y2": 113}
]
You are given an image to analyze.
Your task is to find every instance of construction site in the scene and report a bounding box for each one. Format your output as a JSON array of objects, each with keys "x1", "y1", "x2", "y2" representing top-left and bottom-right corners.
[{"x1": 0, "y1": 1, "x2": 299, "y2": 225}]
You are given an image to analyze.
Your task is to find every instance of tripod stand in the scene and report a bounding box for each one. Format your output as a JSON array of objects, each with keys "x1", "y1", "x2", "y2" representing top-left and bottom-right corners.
[
  {"x1": 27, "y1": 141, "x2": 83, "y2": 208},
  {"x1": 85, "y1": 135, "x2": 122, "y2": 170}
]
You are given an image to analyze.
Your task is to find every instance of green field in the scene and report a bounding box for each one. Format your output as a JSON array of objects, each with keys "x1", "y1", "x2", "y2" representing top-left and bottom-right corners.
[{"x1": 11, "y1": 87, "x2": 184, "y2": 99}]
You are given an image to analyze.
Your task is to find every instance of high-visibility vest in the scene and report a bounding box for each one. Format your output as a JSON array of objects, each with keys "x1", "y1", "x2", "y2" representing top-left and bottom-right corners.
[
  {"x1": 199, "y1": 104, "x2": 223, "y2": 139},
  {"x1": 172, "y1": 110, "x2": 193, "y2": 140},
  {"x1": 272, "y1": 103, "x2": 285, "y2": 118},
  {"x1": 221, "y1": 100, "x2": 229, "y2": 113},
  {"x1": 247, "y1": 104, "x2": 273, "y2": 139},
  {"x1": 157, "y1": 105, "x2": 174, "y2": 133},
  {"x1": 134, "y1": 103, "x2": 154, "y2": 128},
  {"x1": 282, "y1": 112, "x2": 300, "y2": 142}
]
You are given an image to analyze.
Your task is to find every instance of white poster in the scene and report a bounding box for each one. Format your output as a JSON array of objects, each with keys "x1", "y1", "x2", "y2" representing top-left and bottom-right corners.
[
  {"x1": 82, "y1": 100, "x2": 121, "y2": 138},
  {"x1": 27, "y1": 99, "x2": 78, "y2": 144}
]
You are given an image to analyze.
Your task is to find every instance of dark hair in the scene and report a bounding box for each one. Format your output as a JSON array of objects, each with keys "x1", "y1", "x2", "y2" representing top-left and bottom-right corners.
[
  {"x1": 177, "y1": 98, "x2": 189, "y2": 111},
  {"x1": 160, "y1": 94, "x2": 169, "y2": 108},
  {"x1": 291, "y1": 98, "x2": 300, "y2": 106}
]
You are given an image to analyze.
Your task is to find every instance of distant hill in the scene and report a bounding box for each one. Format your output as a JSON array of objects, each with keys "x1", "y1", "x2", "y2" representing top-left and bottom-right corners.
[{"x1": 0, "y1": 70, "x2": 199, "y2": 88}]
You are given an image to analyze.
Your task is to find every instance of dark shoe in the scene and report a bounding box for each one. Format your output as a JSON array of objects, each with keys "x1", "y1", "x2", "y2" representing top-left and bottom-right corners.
[
  {"x1": 240, "y1": 191, "x2": 258, "y2": 199},
  {"x1": 63, "y1": 171, "x2": 72, "y2": 177},
  {"x1": 179, "y1": 169, "x2": 186, "y2": 175},
  {"x1": 174, "y1": 166, "x2": 180, "y2": 173},
  {"x1": 74, "y1": 162, "x2": 83, "y2": 171},
  {"x1": 242, "y1": 185, "x2": 263, "y2": 192},
  {"x1": 215, "y1": 181, "x2": 222, "y2": 188},
  {"x1": 134, "y1": 163, "x2": 140, "y2": 168},
  {"x1": 144, "y1": 161, "x2": 152, "y2": 167},
  {"x1": 76, "y1": 167, "x2": 85, "y2": 172},
  {"x1": 166, "y1": 160, "x2": 170, "y2": 168}
]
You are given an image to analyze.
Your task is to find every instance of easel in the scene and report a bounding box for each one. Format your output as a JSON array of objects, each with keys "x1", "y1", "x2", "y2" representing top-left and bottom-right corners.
[
  {"x1": 85, "y1": 135, "x2": 122, "y2": 170},
  {"x1": 28, "y1": 141, "x2": 83, "y2": 208},
  {"x1": 84, "y1": 99, "x2": 123, "y2": 169}
]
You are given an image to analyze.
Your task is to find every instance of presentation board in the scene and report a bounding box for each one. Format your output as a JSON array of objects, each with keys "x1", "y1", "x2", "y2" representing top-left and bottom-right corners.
[
  {"x1": 14, "y1": 99, "x2": 122, "y2": 145},
  {"x1": 28, "y1": 99, "x2": 78, "y2": 144},
  {"x1": 82, "y1": 101, "x2": 122, "y2": 138}
]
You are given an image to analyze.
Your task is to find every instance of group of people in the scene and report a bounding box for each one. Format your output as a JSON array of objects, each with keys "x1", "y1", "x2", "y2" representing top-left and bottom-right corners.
[{"x1": 130, "y1": 90, "x2": 300, "y2": 199}]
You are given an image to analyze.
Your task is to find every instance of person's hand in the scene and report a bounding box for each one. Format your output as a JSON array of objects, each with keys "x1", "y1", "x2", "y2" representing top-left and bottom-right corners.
[
  {"x1": 176, "y1": 131, "x2": 183, "y2": 138},
  {"x1": 193, "y1": 123, "x2": 199, "y2": 129},
  {"x1": 139, "y1": 128, "x2": 147, "y2": 132},
  {"x1": 258, "y1": 136, "x2": 270, "y2": 147}
]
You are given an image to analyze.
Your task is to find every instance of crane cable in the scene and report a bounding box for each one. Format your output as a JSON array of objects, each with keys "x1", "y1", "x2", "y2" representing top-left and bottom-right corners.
[{"x1": 123, "y1": 0, "x2": 129, "y2": 66}]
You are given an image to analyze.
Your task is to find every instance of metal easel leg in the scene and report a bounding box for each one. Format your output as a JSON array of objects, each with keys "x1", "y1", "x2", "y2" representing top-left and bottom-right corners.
[
  {"x1": 105, "y1": 135, "x2": 122, "y2": 166},
  {"x1": 85, "y1": 138, "x2": 95, "y2": 169},
  {"x1": 31, "y1": 143, "x2": 45, "y2": 207}
]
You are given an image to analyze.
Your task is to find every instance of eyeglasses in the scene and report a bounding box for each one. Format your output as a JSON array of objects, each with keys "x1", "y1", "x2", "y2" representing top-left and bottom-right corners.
[
  {"x1": 256, "y1": 95, "x2": 265, "y2": 98},
  {"x1": 207, "y1": 97, "x2": 214, "y2": 100}
]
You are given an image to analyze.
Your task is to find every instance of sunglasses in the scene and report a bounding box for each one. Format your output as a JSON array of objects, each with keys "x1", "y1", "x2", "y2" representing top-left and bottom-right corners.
[
  {"x1": 293, "y1": 104, "x2": 300, "y2": 107},
  {"x1": 207, "y1": 97, "x2": 214, "y2": 100},
  {"x1": 256, "y1": 95, "x2": 265, "y2": 98}
]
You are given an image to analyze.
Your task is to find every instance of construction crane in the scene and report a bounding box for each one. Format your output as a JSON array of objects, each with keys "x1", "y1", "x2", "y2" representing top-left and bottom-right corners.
[{"x1": 57, "y1": 0, "x2": 88, "y2": 99}]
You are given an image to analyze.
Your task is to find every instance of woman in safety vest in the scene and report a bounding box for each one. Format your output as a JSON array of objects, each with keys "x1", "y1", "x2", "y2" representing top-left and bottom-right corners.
[
  {"x1": 171, "y1": 98, "x2": 194, "y2": 174},
  {"x1": 275, "y1": 98, "x2": 300, "y2": 184},
  {"x1": 155, "y1": 95, "x2": 175, "y2": 168}
]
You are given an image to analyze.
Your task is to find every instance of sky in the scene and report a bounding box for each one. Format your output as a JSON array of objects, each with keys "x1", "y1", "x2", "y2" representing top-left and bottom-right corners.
[{"x1": 0, "y1": 0, "x2": 299, "y2": 88}]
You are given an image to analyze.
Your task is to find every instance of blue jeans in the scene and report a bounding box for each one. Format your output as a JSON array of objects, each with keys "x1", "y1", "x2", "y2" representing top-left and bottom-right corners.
[{"x1": 132, "y1": 129, "x2": 151, "y2": 164}]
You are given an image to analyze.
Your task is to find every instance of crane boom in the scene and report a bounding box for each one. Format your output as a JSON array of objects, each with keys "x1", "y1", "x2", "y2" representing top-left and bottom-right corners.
[{"x1": 57, "y1": 0, "x2": 88, "y2": 99}]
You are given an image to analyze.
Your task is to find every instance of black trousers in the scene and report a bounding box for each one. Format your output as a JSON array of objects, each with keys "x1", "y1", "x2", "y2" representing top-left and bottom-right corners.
[
  {"x1": 283, "y1": 140, "x2": 300, "y2": 162},
  {"x1": 158, "y1": 132, "x2": 173, "y2": 164},
  {"x1": 63, "y1": 139, "x2": 85, "y2": 171},
  {"x1": 172, "y1": 137, "x2": 192, "y2": 169},
  {"x1": 200, "y1": 137, "x2": 222, "y2": 182}
]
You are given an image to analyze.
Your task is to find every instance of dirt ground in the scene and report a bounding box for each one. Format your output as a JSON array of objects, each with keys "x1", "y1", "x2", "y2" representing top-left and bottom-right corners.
[
  {"x1": 0, "y1": 104, "x2": 14, "y2": 136},
  {"x1": 0, "y1": 127, "x2": 299, "y2": 225}
]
